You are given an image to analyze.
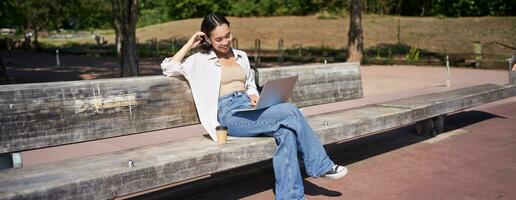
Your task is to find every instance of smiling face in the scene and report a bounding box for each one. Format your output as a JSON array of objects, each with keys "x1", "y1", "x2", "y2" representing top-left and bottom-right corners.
[{"x1": 208, "y1": 24, "x2": 233, "y2": 54}]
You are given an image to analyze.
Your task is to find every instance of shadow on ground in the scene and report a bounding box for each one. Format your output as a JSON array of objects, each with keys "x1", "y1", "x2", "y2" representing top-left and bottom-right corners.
[
  {"x1": 0, "y1": 50, "x2": 163, "y2": 84},
  {"x1": 130, "y1": 110, "x2": 502, "y2": 200}
]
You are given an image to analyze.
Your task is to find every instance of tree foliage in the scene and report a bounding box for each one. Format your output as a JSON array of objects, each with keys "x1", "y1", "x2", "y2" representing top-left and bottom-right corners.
[
  {"x1": 427, "y1": 0, "x2": 515, "y2": 17},
  {"x1": 0, "y1": 0, "x2": 514, "y2": 32},
  {"x1": 158, "y1": 0, "x2": 515, "y2": 21},
  {"x1": 0, "y1": 0, "x2": 67, "y2": 31}
]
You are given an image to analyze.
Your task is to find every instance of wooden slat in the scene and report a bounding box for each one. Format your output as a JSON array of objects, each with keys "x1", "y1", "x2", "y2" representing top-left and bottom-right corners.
[
  {"x1": 377, "y1": 84, "x2": 516, "y2": 121},
  {"x1": 0, "y1": 76, "x2": 199, "y2": 154},
  {"x1": 257, "y1": 62, "x2": 363, "y2": 107},
  {"x1": 1, "y1": 84, "x2": 514, "y2": 200}
]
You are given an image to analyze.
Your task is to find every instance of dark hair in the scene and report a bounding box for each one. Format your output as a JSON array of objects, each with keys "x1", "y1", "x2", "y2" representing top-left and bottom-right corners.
[{"x1": 200, "y1": 13, "x2": 230, "y2": 52}]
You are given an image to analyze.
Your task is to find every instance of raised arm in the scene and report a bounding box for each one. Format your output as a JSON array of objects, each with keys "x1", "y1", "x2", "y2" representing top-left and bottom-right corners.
[
  {"x1": 171, "y1": 32, "x2": 205, "y2": 63},
  {"x1": 161, "y1": 31, "x2": 206, "y2": 77}
]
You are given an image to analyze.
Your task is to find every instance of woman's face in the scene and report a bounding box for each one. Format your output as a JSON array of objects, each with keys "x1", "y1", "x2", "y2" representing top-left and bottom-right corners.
[{"x1": 208, "y1": 24, "x2": 232, "y2": 54}]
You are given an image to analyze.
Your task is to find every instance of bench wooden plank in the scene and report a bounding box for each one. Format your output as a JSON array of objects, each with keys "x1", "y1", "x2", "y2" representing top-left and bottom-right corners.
[
  {"x1": 0, "y1": 137, "x2": 277, "y2": 200},
  {"x1": 2, "y1": 84, "x2": 514, "y2": 199},
  {"x1": 257, "y1": 62, "x2": 363, "y2": 107},
  {"x1": 377, "y1": 84, "x2": 516, "y2": 121},
  {"x1": 0, "y1": 76, "x2": 198, "y2": 154},
  {"x1": 309, "y1": 105, "x2": 414, "y2": 144}
]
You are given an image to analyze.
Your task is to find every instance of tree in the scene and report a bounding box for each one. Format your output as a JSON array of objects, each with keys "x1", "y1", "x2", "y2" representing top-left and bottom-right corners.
[
  {"x1": 112, "y1": 0, "x2": 139, "y2": 77},
  {"x1": 29, "y1": 1, "x2": 69, "y2": 48},
  {"x1": 0, "y1": 0, "x2": 68, "y2": 49},
  {"x1": 63, "y1": 0, "x2": 112, "y2": 30},
  {"x1": 346, "y1": 0, "x2": 364, "y2": 62}
]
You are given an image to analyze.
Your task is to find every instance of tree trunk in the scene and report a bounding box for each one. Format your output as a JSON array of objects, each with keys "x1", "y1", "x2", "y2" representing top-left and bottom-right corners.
[
  {"x1": 112, "y1": 0, "x2": 139, "y2": 77},
  {"x1": 0, "y1": 55, "x2": 8, "y2": 81},
  {"x1": 34, "y1": 28, "x2": 39, "y2": 50},
  {"x1": 347, "y1": 0, "x2": 364, "y2": 62},
  {"x1": 112, "y1": 0, "x2": 123, "y2": 76}
]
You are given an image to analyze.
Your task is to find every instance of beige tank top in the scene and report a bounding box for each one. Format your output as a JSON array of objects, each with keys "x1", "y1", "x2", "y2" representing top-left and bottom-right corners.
[{"x1": 219, "y1": 65, "x2": 246, "y2": 97}]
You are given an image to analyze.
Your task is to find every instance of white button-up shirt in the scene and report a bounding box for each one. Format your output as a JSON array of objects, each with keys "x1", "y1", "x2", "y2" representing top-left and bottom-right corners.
[{"x1": 161, "y1": 48, "x2": 259, "y2": 142}]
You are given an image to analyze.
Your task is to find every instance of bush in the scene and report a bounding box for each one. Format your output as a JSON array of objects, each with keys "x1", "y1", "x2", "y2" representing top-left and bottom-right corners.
[{"x1": 405, "y1": 46, "x2": 420, "y2": 64}]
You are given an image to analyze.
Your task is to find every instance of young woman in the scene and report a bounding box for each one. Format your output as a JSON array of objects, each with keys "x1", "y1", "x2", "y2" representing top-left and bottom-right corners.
[{"x1": 161, "y1": 13, "x2": 348, "y2": 200}]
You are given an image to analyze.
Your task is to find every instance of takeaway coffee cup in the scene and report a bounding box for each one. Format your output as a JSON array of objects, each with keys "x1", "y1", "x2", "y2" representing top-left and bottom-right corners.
[{"x1": 216, "y1": 126, "x2": 228, "y2": 144}]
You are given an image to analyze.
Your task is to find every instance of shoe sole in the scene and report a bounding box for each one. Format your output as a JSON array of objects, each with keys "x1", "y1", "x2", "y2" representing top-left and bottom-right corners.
[{"x1": 323, "y1": 166, "x2": 348, "y2": 180}]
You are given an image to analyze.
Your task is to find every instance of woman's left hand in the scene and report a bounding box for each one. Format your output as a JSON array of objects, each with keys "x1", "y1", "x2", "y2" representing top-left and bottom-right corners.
[{"x1": 249, "y1": 94, "x2": 259, "y2": 107}]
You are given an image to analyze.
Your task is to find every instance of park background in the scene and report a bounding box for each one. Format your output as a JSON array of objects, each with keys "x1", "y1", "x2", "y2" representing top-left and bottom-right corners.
[{"x1": 0, "y1": 0, "x2": 515, "y2": 83}]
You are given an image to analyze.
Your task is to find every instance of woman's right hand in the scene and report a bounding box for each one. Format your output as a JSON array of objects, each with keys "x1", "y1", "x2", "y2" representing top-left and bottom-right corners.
[
  {"x1": 168, "y1": 31, "x2": 206, "y2": 64},
  {"x1": 188, "y1": 31, "x2": 207, "y2": 49}
]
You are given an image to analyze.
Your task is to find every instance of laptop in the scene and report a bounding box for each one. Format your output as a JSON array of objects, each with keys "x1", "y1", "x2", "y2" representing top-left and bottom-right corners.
[{"x1": 234, "y1": 75, "x2": 298, "y2": 112}]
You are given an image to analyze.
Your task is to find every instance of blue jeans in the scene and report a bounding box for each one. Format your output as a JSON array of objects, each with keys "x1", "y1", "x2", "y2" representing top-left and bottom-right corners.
[{"x1": 218, "y1": 91, "x2": 334, "y2": 200}]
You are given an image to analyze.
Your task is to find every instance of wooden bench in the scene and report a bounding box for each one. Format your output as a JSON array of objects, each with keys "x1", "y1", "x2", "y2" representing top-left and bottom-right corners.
[{"x1": 1, "y1": 62, "x2": 515, "y2": 199}]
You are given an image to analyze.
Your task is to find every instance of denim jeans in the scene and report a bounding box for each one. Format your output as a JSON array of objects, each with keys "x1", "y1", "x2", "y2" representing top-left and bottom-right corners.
[{"x1": 217, "y1": 91, "x2": 334, "y2": 200}]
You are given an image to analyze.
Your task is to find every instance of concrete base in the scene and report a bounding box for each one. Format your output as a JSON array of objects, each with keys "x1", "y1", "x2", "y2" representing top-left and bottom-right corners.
[
  {"x1": 416, "y1": 115, "x2": 445, "y2": 136},
  {"x1": 0, "y1": 153, "x2": 22, "y2": 170},
  {"x1": 508, "y1": 55, "x2": 515, "y2": 85}
]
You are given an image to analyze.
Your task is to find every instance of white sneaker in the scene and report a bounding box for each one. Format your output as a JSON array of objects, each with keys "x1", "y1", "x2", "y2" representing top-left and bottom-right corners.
[{"x1": 323, "y1": 164, "x2": 348, "y2": 179}]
